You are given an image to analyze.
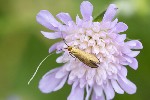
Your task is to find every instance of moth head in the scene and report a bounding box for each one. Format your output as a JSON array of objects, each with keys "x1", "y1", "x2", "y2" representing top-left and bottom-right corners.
[{"x1": 66, "y1": 46, "x2": 72, "y2": 51}]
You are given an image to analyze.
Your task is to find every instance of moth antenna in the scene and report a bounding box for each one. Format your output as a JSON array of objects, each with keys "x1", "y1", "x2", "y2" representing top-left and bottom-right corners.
[
  {"x1": 28, "y1": 53, "x2": 54, "y2": 85},
  {"x1": 60, "y1": 32, "x2": 69, "y2": 47}
]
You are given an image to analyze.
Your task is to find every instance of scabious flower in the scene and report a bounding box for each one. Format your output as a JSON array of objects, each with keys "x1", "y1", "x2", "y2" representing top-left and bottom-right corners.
[{"x1": 36, "y1": 1, "x2": 143, "y2": 100}]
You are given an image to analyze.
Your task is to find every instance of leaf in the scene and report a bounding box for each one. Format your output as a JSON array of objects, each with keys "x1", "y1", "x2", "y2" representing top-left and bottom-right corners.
[{"x1": 93, "y1": 10, "x2": 106, "y2": 22}]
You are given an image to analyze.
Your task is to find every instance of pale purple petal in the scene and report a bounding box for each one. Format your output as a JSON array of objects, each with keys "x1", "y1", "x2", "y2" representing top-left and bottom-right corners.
[
  {"x1": 68, "y1": 79, "x2": 73, "y2": 85},
  {"x1": 103, "y1": 81, "x2": 115, "y2": 100},
  {"x1": 110, "y1": 18, "x2": 118, "y2": 28},
  {"x1": 92, "y1": 45, "x2": 100, "y2": 55},
  {"x1": 53, "y1": 75, "x2": 68, "y2": 91},
  {"x1": 126, "y1": 51, "x2": 140, "y2": 57},
  {"x1": 56, "y1": 56, "x2": 64, "y2": 63},
  {"x1": 118, "y1": 75, "x2": 137, "y2": 94},
  {"x1": 115, "y1": 22, "x2": 128, "y2": 33},
  {"x1": 56, "y1": 43, "x2": 65, "y2": 53},
  {"x1": 41, "y1": 31, "x2": 61, "y2": 39},
  {"x1": 128, "y1": 58, "x2": 138, "y2": 70},
  {"x1": 93, "y1": 84, "x2": 102, "y2": 96},
  {"x1": 116, "y1": 34, "x2": 126, "y2": 43},
  {"x1": 100, "y1": 21, "x2": 111, "y2": 30},
  {"x1": 119, "y1": 66, "x2": 127, "y2": 77},
  {"x1": 36, "y1": 10, "x2": 61, "y2": 28},
  {"x1": 111, "y1": 79, "x2": 124, "y2": 94},
  {"x1": 36, "y1": 10, "x2": 58, "y2": 30},
  {"x1": 67, "y1": 83, "x2": 84, "y2": 100},
  {"x1": 108, "y1": 33, "x2": 117, "y2": 39},
  {"x1": 44, "y1": 67, "x2": 60, "y2": 76},
  {"x1": 69, "y1": 70, "x2": 78, "y2": 81},
  {"x1": 85, "y1": 85, "x2": 92, "y2": 100},
  {"x1": 121, "y1": 46, "x2": 132, "y2": 54},
  {"x1": 91, "y1": 91, "x2": 105, "y2": 100},
  {"x1": 49, "y1": 42, "x2": 60, "y2": 53},
  {"x1": 126, "y1": 40, "x2": 143, "y2": 49},
  {"x1": 119, "y1": 56, "x2": 129, "y2": 65},
  {"x1": 56, "y1": 49, "x2": 63, "y2": 54},
  {"x1": 80, "y1": 1, "x2": 93, "y2": 21},
  {"x1": 124, "y1": 56, "x2": 133, "y2": 63},
  {"x1": 76, "y1": 15, "x2": 82, "y2": 26},
  {"x1": 49, "y1": 42, "x2": 64, "y2": 53},
  {"x1": 39, "y1": 71, "x2": 57, "y2": 93},
  {"x1": 56, "y1": 12, "x2": 73, "y2": 25},
  {"x1": 79, "y1": 78, "x2": 86, "y2": 88},
  {"x1": 55, "y1": 68, "x2": 68, "y2": 78},
  {"x1": 103, "y1": 4, "x2": 118, "y2": 22},
  {"x1": 86, "y1": 69, "x2": 96, "y2": 86},
  {"x1": 39, "y1": 68, "x2": 66, "y2": 93}
]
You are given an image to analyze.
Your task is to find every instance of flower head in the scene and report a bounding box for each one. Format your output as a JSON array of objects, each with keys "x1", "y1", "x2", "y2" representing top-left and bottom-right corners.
[{"x1": 36, "y1": 1, "x2": 143, "y2": 100}]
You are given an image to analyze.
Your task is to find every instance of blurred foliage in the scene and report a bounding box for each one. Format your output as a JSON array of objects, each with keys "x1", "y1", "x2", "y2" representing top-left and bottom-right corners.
[
  {"x1": 93, "y1": 10, "x2": 106, "y2": 22},
  {"x1": 0, "y1": 0, "x2": 150, "y2": 100}
]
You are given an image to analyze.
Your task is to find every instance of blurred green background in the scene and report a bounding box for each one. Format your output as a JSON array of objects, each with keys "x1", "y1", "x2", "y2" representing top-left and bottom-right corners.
[{"x1": 0, "y1": 0, "x2": 150, "y2": 100}]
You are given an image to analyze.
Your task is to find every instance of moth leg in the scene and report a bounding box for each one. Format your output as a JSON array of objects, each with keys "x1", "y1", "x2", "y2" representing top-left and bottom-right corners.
[
  {"x1": 69, "y1": 52, "x2": 76, "y2": 58},
  {"x1": 97, "y1": 57, "x2": 101, "y2": 64}
]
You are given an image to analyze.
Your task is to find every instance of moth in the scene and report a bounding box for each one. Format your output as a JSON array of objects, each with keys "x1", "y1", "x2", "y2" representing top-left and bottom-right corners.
[{"x1": 63, "y1": 39, "x2": 100, "y2": 68}]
